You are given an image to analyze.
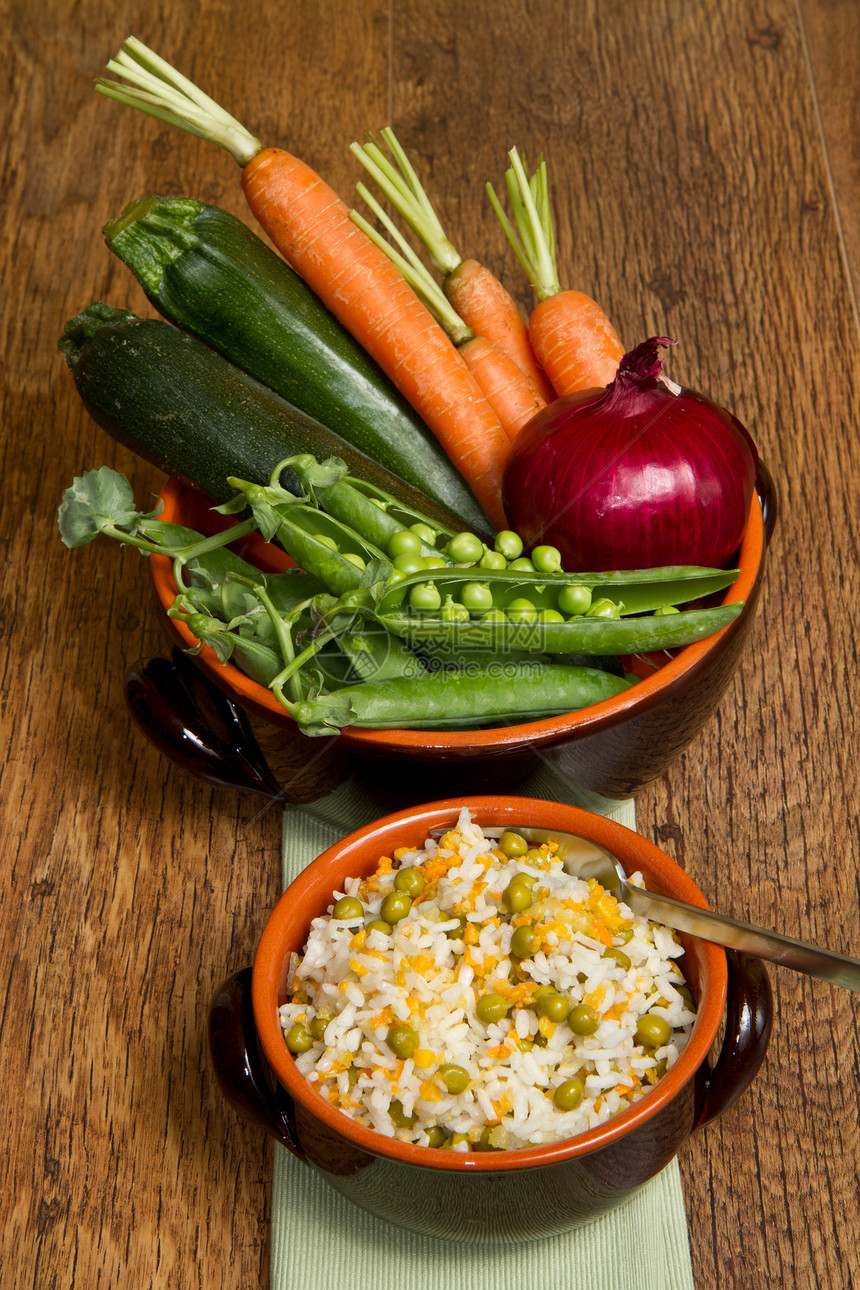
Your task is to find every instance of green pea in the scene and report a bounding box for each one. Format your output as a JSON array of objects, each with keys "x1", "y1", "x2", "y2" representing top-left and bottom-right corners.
[
  {"x1": 506, "y1": 557, "x2": 536, "y2": 573},
  {"x1": 479, "y1": 549, "x2": 508, "y2": 570},
  {"x1": 475, "y1": 1126, "x2": 502, "y2": 1151},
  {"x1": 480, "y1": 607, "x2": 508, "y2": 623},
  {"x1": 389, "y1": 1098, "x2": 418, "y2": 1128},
  {"x1": 506, "y1": 597, "x2": 537, "y2": 623},
  {"x1": 523, "y1": 851, "x2": 544, "y2": 867},
  {"x1": 410, "y1": 522, "x2": 438, "y2": 545},
  {"x1": 342, "y1": 551, "x2": 366, "y2": 570},
  {"x1": 285, "y1": 1024, "x2": 313, "y2": 1054},
  {"x1": 615, "y1": 927, "x2": 634, "y2": 945},
  {"x1": 553, "y1": 1077, "x2": 585, "y2": 1111},
  {"x1": 438, "y1": 1064, "x2": 470, "y2": 1094},
  {"x1": 440, "y1": 595, "x2": 471, "y2": 622},
  {"x1": 499, "y1": 830, "x2": 529, "y2": 858},
  {"x1": 332, "y1": 896, "x2": 364, "y2": 920},
  {"x1": 494, "y1": 530, "x2": 524, "y2": 559},
  {"x1": 394, "y1": 867, "x2": 426, "y2": 897},
  {"x1": 459, "y1": 581, "x2": 494, "y2": 613},
  {"x1": 676, "y1": 985, "x2": 695, "y2": 1009},
  {"x1": 569, "y1": 1004, "x2": 601, "y2": 1035},
  {"x1": 636, "y1": 1014, "x2": 672, "y2": 1049},
  {"x1": 475, "y1": 993, "x2": 509, "y2": 1024},
  {"x1": 393, "y1": 552, "x2": 425, "y2": 575},
  {"x1": 313, "y1": 533, "x2": 338, "y2": 550},
  {"x1": 388, "y1": 529, "x2": 423, "y2": 558},
  {"x1": 586, "y1": 597, "x2": 621, "y2": 619},
  {"x1": 654, "y1": 604, "x2": 680, "y2": 616},
  {"x1": 423, "y1": 555, "x2": 447, "y2": 570},
  {"x1": 440, "y1": 1132, "x2": 470, "y2": 1150},
  {"x1": 531, "y1": 544, "x2": 562, "y2": 572},
  {"x1": 535, "y1": 991, "x2": 571, "y2": 1023},
  {"x1": 510, "y1": 924, "x2": 541, "y2": 958},
  {"x1": 538, "y1": 608, "x2": 565, "y2": 624},
  {"x1": 409, "y1": 581, "x2": 442, "y2": 611},
  {"x1": 386, "y1": 1025, "x2": 419, "y2": 1058},
  {"x1": 557, "y1": 584, "x2": 593, "y2": 616},
  {"x1": 502, "y1": 878, "x2": 533, "y2": 913},
  {"x1": 445, "y1": 915, "x2": 469, "y2": 940},
  {"x1": 446, "y1": 532, "x2": 485, "y2": 564},
  {"x1": 308, "y1": 1013, "x2": 331, "y2": 1040},
  {"x1": 381, "y1": 891, "x2": 412, "y2": 924},
  {"x1": 603, "y1": 947, "x2": 632, "y2": 971},
  {"x1": 425, "y1": 1125, "x2": 447, "y2": 1148},
  {"x1": 365, "y1": 918, "x2": 393, "y2": 937}
]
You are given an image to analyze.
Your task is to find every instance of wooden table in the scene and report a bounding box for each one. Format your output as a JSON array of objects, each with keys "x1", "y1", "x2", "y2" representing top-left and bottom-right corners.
[{"x1": 4, "y1": 2, "x2": 859, "y2": 1286}]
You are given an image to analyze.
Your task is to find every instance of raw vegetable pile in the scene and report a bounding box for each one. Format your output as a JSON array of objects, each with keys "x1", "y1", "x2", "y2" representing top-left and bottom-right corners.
[{"x1": 57, "y1": 36, "x2": 759, "y2": 737}]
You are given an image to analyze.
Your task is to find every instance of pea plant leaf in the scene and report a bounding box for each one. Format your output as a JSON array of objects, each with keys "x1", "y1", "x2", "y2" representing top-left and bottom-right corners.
[{"x1": 57, "y1": 467, "x2": 155, "y2": 547}]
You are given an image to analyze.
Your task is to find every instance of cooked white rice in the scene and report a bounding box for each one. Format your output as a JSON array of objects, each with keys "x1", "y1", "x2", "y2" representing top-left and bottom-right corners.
[{"x1": 279, "y1": 808, "x2": 696, "y2": 1152}]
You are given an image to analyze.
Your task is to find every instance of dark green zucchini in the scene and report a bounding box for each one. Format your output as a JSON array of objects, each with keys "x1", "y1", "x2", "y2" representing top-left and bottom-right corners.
[
  {"x1": 103, "y1": 195, "x2": 488, "y2": 532},
  {"x1": 58, "y1": 302, "x2": 488, "y2": 533}
]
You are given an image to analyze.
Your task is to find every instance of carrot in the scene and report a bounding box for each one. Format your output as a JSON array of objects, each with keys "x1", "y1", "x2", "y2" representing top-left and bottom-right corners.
[
  {"x1": 352, "y1": 184, "x2": 544, "y2": 442},
  {"x1": 351, "y1": 129, "x2": 555, "y2": 404},
  {"x1": 444, "y1": 258, "x2": 556, "y2": 404},
  {"x1": 486, "y1": 148, "x2": 625, "y2": 396},
  {"x1": 96, "y1": 37, "x2": 509, "y2": 530}
]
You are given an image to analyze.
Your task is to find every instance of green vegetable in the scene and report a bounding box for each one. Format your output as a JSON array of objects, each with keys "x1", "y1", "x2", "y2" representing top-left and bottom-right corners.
[
  {"x1": 380, "y1": 891, "x2": 412, "y2": 924},
  {"x1": 510, "y1": 924, "x2": 541, "y2": 958},
  {"x1": 57, "y1": 304, "x2": 482, "y2": 533},
  {"x1": 498, "y1": 831, "x2": 529, "y2": 858},
  {"x1": 285, "y1": 1024, "x2": 313, "y2": 1054},
  {"x1": 394, "y1": 867, "x2": 425, "y2": 897},
  {"x1": 475, "y1": 993, "x2": 509, "y2": 1024},
  {"x1": 103, "y1": 196, "x2": 489, "y2": 532},
  {"x1": 386, "y1": 1025, "x2": 419, "y2": 1059},
  {"x1": 636, "y1": 1014, "x2": 673, "y2": 1048},
  {"x1": 553, "y1": 1078, "x2": 585, "y2": 1111},
  {"x1": 569, "y1": 1004, "x2": 601, "y2": 1036},
  {"x1": 438, "y1": 1064, "x2": 470, "y2": 1094},
  {"x1": 332, "y1": 896, "x2": 364, "y2": 920}
]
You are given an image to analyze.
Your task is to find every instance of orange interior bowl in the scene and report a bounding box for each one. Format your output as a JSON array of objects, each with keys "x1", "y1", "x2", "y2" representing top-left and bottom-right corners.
[{"x1": 150, "y1": 477, "x2": 771, "y2": 797}]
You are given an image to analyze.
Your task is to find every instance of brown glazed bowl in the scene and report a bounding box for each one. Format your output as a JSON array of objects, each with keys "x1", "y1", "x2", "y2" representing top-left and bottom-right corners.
[
  {"x1": 145, "y1": 470, "x2": 775, "y2": 800},
  {"x1": 208, "y1": 796, "x2": 773, "y2": 1243}
]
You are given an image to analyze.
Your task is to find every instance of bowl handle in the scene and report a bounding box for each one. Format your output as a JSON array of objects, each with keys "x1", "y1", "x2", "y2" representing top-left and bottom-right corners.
[
  {"x1": 208, "y1": 967, "x2": 304, "y2": 1157},
  {"x1": 693, "y1": 950, "x2": 773, "y2": 1131},
  {"x1": 124, "y1": 649, "x2": 280, "y2": 797},
  {"x1": 755, "y1": 461, "x2": 778, "y2": 546}
]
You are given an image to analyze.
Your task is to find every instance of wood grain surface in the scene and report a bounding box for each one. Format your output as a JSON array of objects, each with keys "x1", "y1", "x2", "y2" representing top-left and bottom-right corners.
[{"x1": 3, "y1": 2, "x2": 858, "y2": 1287}]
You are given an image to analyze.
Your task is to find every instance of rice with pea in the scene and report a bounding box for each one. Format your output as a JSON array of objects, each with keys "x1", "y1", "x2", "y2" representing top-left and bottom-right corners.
[{"x1": 279, "y1": 808, "x2": 696, "y2": 1152}]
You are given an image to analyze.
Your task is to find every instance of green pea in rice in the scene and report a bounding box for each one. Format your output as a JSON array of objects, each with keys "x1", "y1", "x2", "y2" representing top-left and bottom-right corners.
[{"x1": 279, "y1": 808, "x2": 696, "y2": 1152}]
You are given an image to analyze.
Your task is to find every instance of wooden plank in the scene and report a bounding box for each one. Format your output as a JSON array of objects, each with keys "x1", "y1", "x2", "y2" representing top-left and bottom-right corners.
[{"x1": 3, "y1": 1, "x2": 860, "y2": 1287}]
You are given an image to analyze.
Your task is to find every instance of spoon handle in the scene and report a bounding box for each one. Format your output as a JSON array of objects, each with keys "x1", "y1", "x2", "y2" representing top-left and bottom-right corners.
[
  {"x1": 458, "y1": 825, "x2": 860, "y2": 993},
  {"x1": 620, "y1": 887, "x2": 860, "y2": 993}
]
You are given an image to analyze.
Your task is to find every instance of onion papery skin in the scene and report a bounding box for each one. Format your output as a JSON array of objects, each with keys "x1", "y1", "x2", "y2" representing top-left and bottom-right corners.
[{"x1": 503, "y1": 338, "x2": 758, "y2": 572}]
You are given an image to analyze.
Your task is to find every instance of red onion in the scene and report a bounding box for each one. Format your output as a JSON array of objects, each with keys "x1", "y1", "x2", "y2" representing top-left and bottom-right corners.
[{"x1": 503, "y1": 337, "x2": 758, "y2": 572}]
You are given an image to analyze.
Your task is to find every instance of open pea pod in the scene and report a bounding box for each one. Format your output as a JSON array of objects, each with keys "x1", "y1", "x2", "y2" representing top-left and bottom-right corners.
[
  {"x1": 377, "y1": 565, "x2": 740, "y2": 617},
  {"x1": 378, "y1": 602, "x2": 743, "y2": 657}
]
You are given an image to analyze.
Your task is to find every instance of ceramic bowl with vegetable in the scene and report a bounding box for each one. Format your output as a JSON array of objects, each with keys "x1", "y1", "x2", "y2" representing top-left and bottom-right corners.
[
  {"x1": 57, "y1": 38, "x2": 776, "y2": 799},
  {"x1": 208, "y1": 796, "x2": 773, "y2": 1243},
  {"x1": 132, "y1": 460, "x2": 772, "y2": 799}
]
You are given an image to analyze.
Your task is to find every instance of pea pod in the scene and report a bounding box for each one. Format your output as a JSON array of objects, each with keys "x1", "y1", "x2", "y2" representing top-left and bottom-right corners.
[
  {"x1": 378, "y1": 565, "x2": 740, "y2": 617},
  {"x1": 270, "y1": 456, "x2": 460, "y2": 563},
  {"x1": 378, "y1": 602, "x2": 743, "y2": 657},
  {"x1": 284, "y1": 662, "x2": 631, "y2": 735}
]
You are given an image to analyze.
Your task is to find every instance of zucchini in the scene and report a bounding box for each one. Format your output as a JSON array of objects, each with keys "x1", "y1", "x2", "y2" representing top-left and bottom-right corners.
[
  {"x1": 103, "y1": 196, "x2": 488, "y2": 532},
  {"x1": 58, "y1": 303, "x2": 489, "y2": 534}
]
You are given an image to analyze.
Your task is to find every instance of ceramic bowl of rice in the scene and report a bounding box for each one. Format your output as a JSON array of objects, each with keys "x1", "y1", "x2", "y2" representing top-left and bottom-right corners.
[{"x1": 215, "y1": 796, "x2": 772, "y2": 1242}]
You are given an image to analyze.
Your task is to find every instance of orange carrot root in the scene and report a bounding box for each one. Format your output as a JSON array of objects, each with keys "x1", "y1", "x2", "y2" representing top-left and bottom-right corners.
[
  {"x1": 528, "y1": 290, "x2": 625, "y2": 396},
  {"x1": 446, "y1": 259, "x2": 556, "y2": 403},
  {"x1": 459, "y1": 336, "x2": 546, "y2": 442}
]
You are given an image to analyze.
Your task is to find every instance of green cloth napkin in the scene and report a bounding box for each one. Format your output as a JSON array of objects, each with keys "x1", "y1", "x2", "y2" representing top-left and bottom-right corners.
[{"x1": 272, "y1": 767, "x2": 696, "y2": 1290}]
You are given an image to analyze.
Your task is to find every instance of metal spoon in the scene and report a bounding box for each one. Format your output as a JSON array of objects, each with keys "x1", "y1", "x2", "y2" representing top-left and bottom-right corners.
[{"x1": 431, "y1": 825, "x2": 860, "y2": 992}]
